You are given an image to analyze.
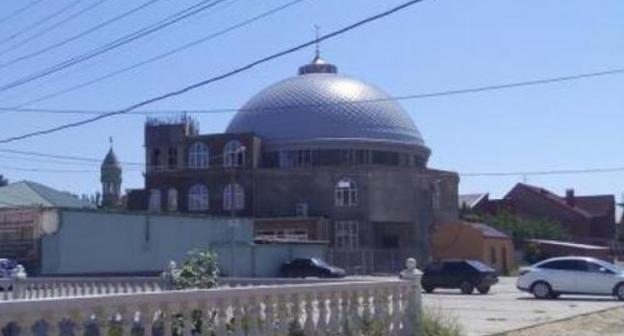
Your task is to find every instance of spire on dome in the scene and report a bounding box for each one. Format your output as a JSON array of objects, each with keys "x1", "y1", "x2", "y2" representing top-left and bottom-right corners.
[{"x1": 298, "y1": 25, "x2": 337, "y2": 75}]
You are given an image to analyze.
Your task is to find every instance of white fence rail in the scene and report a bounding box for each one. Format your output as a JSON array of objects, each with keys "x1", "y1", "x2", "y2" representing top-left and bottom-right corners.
[
  {"x1": 0, "y1": 278, "x2": 420, "y2": 336},
  {"x1": 0, "y1": 277, "x2": 363, "y2": 302}
]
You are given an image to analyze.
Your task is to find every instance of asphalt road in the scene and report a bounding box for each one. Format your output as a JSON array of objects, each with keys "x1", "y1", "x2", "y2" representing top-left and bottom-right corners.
[{"x1": 422, "y1": 277, "x2": 624, "y2": 336}]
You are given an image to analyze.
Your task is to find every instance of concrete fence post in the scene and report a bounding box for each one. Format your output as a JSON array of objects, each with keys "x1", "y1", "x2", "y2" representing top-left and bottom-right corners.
[
  {"x1": 399, "y1": 257, "x2": 423, "y2": 336},
  {"x1": 11, "y1": 264, "x2": 27, "y2": 300}
]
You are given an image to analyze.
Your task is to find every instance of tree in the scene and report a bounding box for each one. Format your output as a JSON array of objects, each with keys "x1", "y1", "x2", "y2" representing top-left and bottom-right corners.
[
  {"x1": 465, "y1": 210, "x2": 569, "y2": 246},
  {"x1": 0, "y1": 174, "x2": 8, "y2": 187}
]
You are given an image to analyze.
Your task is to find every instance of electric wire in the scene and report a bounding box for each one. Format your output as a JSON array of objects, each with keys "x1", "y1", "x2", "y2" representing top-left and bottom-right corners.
[
  {"x1": 0, "y1": 0, "x2": 471, "y2": 144},
  {"x1": 0, "y1": 0, "x2": 112, "y2": 58},
  {"x1": 0, "y1": 0, "x2": 46, "y2": 28},
  {"x1": 0, "y1": 0, "x2": 228, "y2": 93},
  {"x1": 7, "y1": 0, "x2": 306, "y2": 108},
  {"x1": 0, "y1": 0, "x2": 166, "y2": 71},
  {"x1": 0, "y1": 0, "x2": 86, "y2": 46},
  {"x1": 0, "y1": 67, "x2": 621, "y2": 116}
]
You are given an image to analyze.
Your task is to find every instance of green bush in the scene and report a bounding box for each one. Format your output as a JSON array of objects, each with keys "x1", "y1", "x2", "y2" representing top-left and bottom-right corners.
[
  {"x1": 421, "y1": 308, "x2": 464, "y2": 336},
  {"x1": 161, "y1": 249, "x2": 220, "y2": 290}
]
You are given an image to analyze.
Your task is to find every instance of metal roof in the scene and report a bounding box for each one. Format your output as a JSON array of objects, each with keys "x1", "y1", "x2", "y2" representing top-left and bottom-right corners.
[
  {"x1": 0, "y1": 181, "x2": 95, "y2": 209},
  {"x1": 226, "y1": 60, "x2": 426, "y2": 148}
]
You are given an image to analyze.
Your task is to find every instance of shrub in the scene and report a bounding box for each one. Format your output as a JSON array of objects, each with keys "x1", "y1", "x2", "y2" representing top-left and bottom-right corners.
[
  {"x1": 161, "y1": 249, "x2": 220, "y2": 290},
  {"x1": 421, "y1": 307, "x2": 464, "y2": 336}
]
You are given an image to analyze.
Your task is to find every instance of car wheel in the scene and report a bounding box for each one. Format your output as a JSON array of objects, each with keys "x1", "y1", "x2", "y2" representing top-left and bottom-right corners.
[
  {"x1": 614, "y1": 283, "x2": 624, "y2": 301},
  {"x1": 477, "y1": 285, "x2": 490, "y2": 294},
  {"x1": 531, "y1": 281, "x2": 553, "y2": 299},
  {"x1": 460, "y1": 281, "x2": 474, "y2": 295},
  {"x1": 423, "y1": 286, "x2": 434, "y2": 293}
]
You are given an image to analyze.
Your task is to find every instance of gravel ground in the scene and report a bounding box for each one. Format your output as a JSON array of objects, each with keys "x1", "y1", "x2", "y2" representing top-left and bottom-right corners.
[{"x1": 501, "y1": 307, "x2": 624, "y2": 336}]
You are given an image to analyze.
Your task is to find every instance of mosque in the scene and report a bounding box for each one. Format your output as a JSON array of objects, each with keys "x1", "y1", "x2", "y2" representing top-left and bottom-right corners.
[{"x1": 120, "y1": 52, "x2": 460, "y2": 272}]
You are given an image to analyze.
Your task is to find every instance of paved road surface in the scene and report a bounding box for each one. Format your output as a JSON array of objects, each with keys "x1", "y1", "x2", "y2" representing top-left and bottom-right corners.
[{"x1": 422, "y1": 277, "x2": 624, "y2": 336}]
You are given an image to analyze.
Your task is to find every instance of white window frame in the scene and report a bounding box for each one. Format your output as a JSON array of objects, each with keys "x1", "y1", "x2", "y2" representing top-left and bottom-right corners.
[
  {"x1": 148, "y1": 189, "x2": 161, "y2": 212},
  {"x1": 335, "y1": 178, "x2": 358, "y2": 207},
  {"x1": 188, "y1": 142, "x2": 210, "y2": 169},
  {"x1": 334, "y1": 220, "x2": 359, "y2": 250},
  {"x1": 223, "y1": 183, "x2": 244, "y2": 210},
  {"x1": 167, "y1": 188, "x2": 178, "y2": 212},
  {"x1": 223, "y1": 140, "x2": 245, "y2": 167},
  {"x1": 188, "y1": 184, "x2": 209, "y2": 211}
]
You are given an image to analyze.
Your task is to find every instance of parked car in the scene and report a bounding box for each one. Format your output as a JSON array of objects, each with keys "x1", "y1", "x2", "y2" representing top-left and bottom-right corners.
[
  {"x1": 421, "y1": 259, "x2": 498, "y2": 294},
  {"x1": 0, "y1": 258, "x2": 17, "y2": 278},
  {"x1": 281, "y1": 258, "x2": 346, "y2": 278},
  {"x1": 516, "y1": 256, "x2": 624, "y2": 300}
]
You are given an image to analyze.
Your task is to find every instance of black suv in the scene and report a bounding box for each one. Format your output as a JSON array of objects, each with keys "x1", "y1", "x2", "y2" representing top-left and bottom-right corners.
[
  {"x1": 281, "y1": 258, "x2": 346, "y2": 278},
  {"x1": 422, "y1": 259, "x2": 498, "y2": 294}
]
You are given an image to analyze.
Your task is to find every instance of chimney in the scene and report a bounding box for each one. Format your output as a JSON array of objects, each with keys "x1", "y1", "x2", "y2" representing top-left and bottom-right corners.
[{"x1": 565, "y1": 189, "x2": 575, "y2": 207}]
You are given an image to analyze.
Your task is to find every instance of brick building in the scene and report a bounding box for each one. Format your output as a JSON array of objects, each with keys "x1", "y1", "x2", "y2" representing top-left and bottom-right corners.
[{"x1": 127, "y1": 55, "x2": 460, "y2": 272}]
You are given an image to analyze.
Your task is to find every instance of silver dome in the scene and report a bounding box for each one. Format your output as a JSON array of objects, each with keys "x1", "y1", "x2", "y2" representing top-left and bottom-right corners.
[{"x1": 226, "y1": 62, "x2": 426, "y2": 148}]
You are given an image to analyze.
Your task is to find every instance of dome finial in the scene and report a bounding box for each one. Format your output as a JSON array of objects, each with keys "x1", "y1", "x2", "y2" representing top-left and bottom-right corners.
[
  {"x1": 298, "y1": 26, "x2": 337, "y2": 76},
  {"x1": 109, "y1": 136, "x2": 113, "y2": 149},
  {"x1": 314, "y1": 24, "x2": 321, "y2": 60}
]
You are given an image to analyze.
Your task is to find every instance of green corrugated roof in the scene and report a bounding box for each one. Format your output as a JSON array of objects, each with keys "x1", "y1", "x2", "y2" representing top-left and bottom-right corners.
[{"x1": 0, "y1": 181, "x2": 95, "y2": 209}]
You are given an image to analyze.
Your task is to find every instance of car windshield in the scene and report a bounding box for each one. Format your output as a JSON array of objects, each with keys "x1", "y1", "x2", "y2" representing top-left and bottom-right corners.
[
  {"x1": 467, "y1": 260, "x2": 495, "y2": 272},
  {"x1": 311, "y1": 258, "x2": 330, "y2": 267}
]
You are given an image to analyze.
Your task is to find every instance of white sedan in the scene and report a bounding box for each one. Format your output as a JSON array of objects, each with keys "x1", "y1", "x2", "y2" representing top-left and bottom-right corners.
[{"x1": 516, "y1": 256, "x2": 624, "y2": 300}]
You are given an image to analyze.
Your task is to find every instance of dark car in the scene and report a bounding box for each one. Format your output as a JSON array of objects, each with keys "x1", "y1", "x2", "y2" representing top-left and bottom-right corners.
[
  {"x1": 281, "y1": 258, "x2": 346, "y2": 278},
  {"x1": 421, "y1": 259, "x2": 498, "y2": 294}
]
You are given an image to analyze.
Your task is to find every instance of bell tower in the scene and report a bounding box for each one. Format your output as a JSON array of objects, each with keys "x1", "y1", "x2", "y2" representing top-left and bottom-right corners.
[{"x1": 101, "y1": 137, "x2": 122, "y2": 208}]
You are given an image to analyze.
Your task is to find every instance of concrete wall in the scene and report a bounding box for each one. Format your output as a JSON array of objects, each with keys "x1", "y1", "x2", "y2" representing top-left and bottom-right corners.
[{"x1": 40, "y1": 209, "x2": 325, "y2": 277}]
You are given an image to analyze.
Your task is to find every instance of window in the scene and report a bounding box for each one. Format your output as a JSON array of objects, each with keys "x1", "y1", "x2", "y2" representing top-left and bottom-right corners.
[
  {"x1": 296, "y1": 203, "x2": 309, "y2": 217},
  {"x1": 188, "y1": 142, "x2": 210, "y2": 168},
  {"x1": 223, "y1": 140, "x2": 245, "y2": 167},
  {"x1": 334, "y1": 220, "x2": 359, "y2": 249},
  {"x1": 148, "y1": 189, "x2": 161, "y2": 212},
  {"x1": 432, "y1": 180, "x2": 441, "y2": 209},
  {"x1": 167, "y1": 188, "x2": 178, "y2": 212},
  {"x1": 490, "y1": 247, "x2": 497, "y2": 264},
  {"x1": 335, "y1": 178, "x2": 357, "y2": 207},
  {"x1": 539, "y1": 260, "x2": 587, "y2": 271},
  {"x1": 223, "y1": 183, "x2": 244, "y2": 210},
  {"x1": 151, "y1": 149, "x2": 161, "y2": 170},
  {"x1": 188, "y1": 184, "x2": 209, "y2": 211},
  {"x1": 279, "y1": 150, "x2": 312, "y2": 168},
  {"x1": 167, "y1": 147, "x2": 178, "y2": 169},
  {"x1": 256, "y1": 229, "x2": 308, "y2": 241}
]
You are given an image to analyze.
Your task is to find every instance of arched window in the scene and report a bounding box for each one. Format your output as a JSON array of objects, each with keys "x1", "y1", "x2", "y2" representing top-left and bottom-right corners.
[
  {"x1": 188, "y1": 142, "x2": 209, "y2": 168},
  {"x1": 167, "y1": 188, "x2": 178, "y2": 212},
  {"x1": 188, "y1": 184, "x2": 209, "y2": 211},
  {"x1": 223, "y1": 183, "x2": 244, "y2": 210},
  {"x1": 149, "y1": 189, "x2": 161, "y2": 212},
  {"x1": 223, "y1": 140, "x2": 245, "y2": 167},
  {"x1": 335, "y1": 178, "x2": 357, "y2": 207}
]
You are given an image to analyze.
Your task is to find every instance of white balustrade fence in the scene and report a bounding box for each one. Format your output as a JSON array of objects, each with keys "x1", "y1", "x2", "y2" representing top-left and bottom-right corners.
[
  {"x1": 0, "y1": 278, "x2": 421, "y2": 336},
  {"x1": 0, "y1": 277, "x2": 362, "y2": 302}
]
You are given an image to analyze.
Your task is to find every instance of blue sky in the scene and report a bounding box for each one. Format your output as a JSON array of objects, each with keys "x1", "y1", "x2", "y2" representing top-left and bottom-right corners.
[{"x1": 0, "y1": 0, "x2": 622, "y2": 200}]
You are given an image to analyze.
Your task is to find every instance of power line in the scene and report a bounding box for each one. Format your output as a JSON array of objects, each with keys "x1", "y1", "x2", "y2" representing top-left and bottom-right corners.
[
  {"x1": 0, "y1": 165, "x2": 97, "y2": 173},
  {"x1": 461, "y1": 166, "x2": 624, "y2": 178},
  {"x1": 0, "y1": 0, "x2": 228, "y2": 93},
  {"x1": 0, "y1": 0, "x2": 166, "y2": 71},
  {"x1": 0, "y1": 0, "x2": 46, "y2": 29},
  {"x1": 0, "y1": 66, "x2": 622, "y2": 116},
  {"x1": 0, "y1": 148, "x2": 143, "y2": 166},
  {"x1": 0, "y1": 0, "x2": 428, "y2": 144},
  {"x1": 8, "y1": 0, "x2": 306, "y2": 108},
  {"x1": 0, "y1": 0, "x2": 86, "y2": 46},
  {"x1": 0, "y1": 0, "x2": 112, "y2": 58}
]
